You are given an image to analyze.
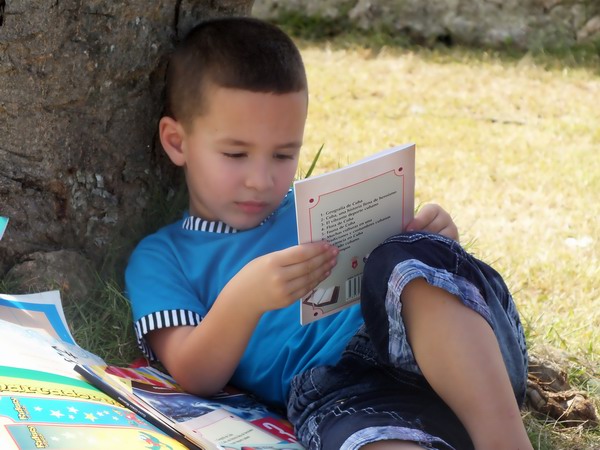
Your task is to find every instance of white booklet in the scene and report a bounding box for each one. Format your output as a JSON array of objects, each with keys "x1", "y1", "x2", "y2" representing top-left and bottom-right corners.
[{"x1": 294, "y1": 143, "x2": 415, "y2": 324}]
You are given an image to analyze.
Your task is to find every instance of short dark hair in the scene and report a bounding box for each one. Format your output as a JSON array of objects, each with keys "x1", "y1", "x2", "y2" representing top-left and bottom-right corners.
[{"x1": 164, "y1": 17, "x2": 307, "y2": 128}]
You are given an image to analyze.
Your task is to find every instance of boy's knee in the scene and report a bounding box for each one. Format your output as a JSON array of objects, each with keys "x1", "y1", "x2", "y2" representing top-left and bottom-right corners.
[{"x1": 401, "y1": 278, "x2": 462, "y2": 311}]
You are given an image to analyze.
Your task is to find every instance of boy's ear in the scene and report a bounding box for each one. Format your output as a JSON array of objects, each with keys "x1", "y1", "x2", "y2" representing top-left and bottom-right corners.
[{"x1": 159, "y1": 116, "x2": 187, "y2": 167}]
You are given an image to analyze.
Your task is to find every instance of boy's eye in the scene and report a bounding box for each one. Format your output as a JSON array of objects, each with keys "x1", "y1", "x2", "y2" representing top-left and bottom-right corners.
[
  {"x1": 275, "y1": 153, "x2": 295, "y2": 160},
  {"x1": 223, "y1": 152, "x2": 246, "y2": 159}
]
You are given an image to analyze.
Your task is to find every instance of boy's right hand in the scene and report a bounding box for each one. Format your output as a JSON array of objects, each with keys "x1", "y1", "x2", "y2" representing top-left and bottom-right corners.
[
  {"x1": 149, "y1": 242, "x2": 338, "y2": 397},
  {"x1": 223, "y1": 242, "x2": 339, "y2": 313}
]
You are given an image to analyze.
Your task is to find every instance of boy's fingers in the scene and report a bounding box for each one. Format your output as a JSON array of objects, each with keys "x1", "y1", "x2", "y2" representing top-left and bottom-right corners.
[
  {"x1": 439, "y1": 223, "x2": 459, "y2": 241},
  {"x1": 286, "y1": 262, "x2": 333, "y2": 299},
  {"x1": 408, "y1": 204, "x2": 451, "y2": 231},
  {"x1": 424, "y1": 212, "x2": 447, "y2": 231},
  {"x1": 282, "y1": 246, "x2": 337, "y2": 281},
  {"x1": 407, "y1": 204, "x2": 437, "y2": 231},
  {"x1": 279, "y1": 242, "x2": 338, "y2": 267},
  {"x1": 406, "y1": 205, "x2": 458, "y2": 240}
]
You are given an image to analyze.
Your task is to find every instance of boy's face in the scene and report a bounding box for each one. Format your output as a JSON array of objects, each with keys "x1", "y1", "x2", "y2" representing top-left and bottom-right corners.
[{"x1": 172, "y1": 85, "x2": 308, "y2": 230}]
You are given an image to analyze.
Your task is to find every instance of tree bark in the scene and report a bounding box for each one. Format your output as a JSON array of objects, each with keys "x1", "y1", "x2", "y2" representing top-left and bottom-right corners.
[{"x1": 0, "y1": 0, "x2": 254, "y2": 276}]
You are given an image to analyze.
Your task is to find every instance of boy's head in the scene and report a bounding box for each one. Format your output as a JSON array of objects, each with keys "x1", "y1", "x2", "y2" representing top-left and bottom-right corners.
[
  {"x1": 164, "y1": 17, "x2": 308, "y2": 130},
  {"x1": 159, "y1": 17, "x2": 309, "y2": 230}
]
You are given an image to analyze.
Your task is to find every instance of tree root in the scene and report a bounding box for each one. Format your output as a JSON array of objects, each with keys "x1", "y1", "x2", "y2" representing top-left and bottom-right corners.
[{"x1": 526, "y1": 354, "x2": 599, "y2": 429}]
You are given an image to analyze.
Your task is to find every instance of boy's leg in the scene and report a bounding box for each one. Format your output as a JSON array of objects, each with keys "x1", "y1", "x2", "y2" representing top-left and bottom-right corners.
[
  {"x1": 401, "y1": 278, "x2": 532, "y2": 450},
  {"x1": 360, "y1": 232, "x2": 530, "y2": 449}
]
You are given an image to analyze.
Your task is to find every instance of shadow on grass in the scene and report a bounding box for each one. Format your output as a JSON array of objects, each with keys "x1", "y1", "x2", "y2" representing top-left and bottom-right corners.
[{"x1": 270, "y1": 12, "x2": 600, "y2": 74}]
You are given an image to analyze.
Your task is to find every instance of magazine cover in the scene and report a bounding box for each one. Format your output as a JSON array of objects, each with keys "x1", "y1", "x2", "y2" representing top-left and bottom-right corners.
[{"x1": 0, "y1": 366, "x2": 186, "y2": 450}]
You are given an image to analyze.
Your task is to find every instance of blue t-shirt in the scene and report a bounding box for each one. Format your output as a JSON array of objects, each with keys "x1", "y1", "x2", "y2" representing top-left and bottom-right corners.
[{"x1": 125, "y1": 191, "x2": 363, "y2": 406}]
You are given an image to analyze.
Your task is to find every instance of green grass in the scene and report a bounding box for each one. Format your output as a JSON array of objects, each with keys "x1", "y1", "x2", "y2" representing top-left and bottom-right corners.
[{"x1": 63, "y1": 278, "x2": 140, "y2": 366}]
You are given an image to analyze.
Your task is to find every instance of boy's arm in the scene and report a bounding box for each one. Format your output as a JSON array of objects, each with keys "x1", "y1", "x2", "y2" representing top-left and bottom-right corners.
[
  {"x1": 148, "y1": 242, "x2": 338, "y2": 397},
  {"x1": 406, "y1": 203, "x2": 459, "y2": 242}
]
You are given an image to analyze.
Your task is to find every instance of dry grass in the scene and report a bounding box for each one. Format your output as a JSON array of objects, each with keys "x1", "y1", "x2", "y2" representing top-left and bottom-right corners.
[{"x1": 296, "y1": 41, "x2": 599, "y2": 448}]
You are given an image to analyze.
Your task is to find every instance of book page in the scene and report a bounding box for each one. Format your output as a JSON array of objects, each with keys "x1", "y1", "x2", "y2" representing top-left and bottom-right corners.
[
  {"x1": 77, "y1": 364, "x2": 304, "y2": 449},
  {"x1": 0, "y1": 291, "x2": 104, "y2": 378},
  {"x1": 0, "y1": 216, "x2": 7, "y2": 240},
  {"x1": 0, "y1": 291, "x2": 106, "y2": 378},
  {"x1": 294, "y1": 143, "x2": 415, "y2": 324},
  {"x1": 0, "y1": 320, "x2": 105, "y2": 380},
  {"x1": 0, "y1": 290, "x2": 75, "y2": 343}
]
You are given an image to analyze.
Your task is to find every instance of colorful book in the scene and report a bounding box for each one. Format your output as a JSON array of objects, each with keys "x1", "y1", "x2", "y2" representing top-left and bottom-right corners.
[
  {"x1": 294, "y1": 143, "x2": 416, "y2": 324},
  {"x1": 0, "y1": 291, "x2": 304, "y2": 449},
  {"x1": 0, "y1": 291, "x2": 188, "y2": 449},
  {"x1": 0, "y1": 366, "x2": 186, "y2": 450}
]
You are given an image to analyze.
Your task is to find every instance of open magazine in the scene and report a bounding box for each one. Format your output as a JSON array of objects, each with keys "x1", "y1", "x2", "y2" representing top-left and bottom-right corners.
[
  {"x1": 0, "y1": 290, "x2": 188, "y2": 449},
  {"x1": 0, "y1": 290, "x2": 303, "y2": 450},
  {"x1": 74, "y1": 364, "x2": 301, "y2": 450},
  {"x1": 294, "y1": 143, "x2": 415, "y2": 324}
]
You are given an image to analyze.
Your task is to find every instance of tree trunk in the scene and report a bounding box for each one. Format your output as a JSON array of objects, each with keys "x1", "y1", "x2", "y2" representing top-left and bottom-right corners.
[{"x1": 0, "y1": 0, "x2": 254, "y2": 276}]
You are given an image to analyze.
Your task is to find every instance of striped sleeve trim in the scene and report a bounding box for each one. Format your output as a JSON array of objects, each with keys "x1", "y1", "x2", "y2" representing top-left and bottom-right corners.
[{"x1": 134, "y1": 309, "x2": 202, "y2": 360}]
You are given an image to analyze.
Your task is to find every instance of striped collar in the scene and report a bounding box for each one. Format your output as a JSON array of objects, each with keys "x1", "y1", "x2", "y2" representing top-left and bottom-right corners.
[
  {"x1": 182, "y1": 217, "x2": 238, "y2": 233},
  {"x1": 181, "y1": 190, "x2": 291, "y2": 233}
]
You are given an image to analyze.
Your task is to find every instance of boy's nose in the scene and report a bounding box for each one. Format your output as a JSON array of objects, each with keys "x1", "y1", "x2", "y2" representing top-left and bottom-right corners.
[{"x1": 245, "y1": 162, "x2": 275, "y2": 191}]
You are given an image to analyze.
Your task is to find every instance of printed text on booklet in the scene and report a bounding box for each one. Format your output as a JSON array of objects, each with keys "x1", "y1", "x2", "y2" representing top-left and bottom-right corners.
[{"x1": 294, "y1": 143, "x2": 415, "y2": 325}]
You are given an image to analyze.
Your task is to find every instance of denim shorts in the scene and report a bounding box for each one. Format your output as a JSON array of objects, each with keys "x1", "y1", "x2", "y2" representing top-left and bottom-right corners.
[{"x1": 287, "y1": 232, "x2": 528, "y2": 450}]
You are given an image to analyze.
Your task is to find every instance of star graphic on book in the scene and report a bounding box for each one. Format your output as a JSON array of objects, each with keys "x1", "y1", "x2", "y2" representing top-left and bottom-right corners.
[
  {"x1": 34, "y1": 406, "x2": 43, "y2": 412},
  {"x1": 84, "y1": 412, "x2": 97, "y2": 422},
  {"x1": 67, "y1": 406, "x2": 79, "y2": 414},
  {"x1": 50, "y1": 410, "x2": 64, "y2": 418}
]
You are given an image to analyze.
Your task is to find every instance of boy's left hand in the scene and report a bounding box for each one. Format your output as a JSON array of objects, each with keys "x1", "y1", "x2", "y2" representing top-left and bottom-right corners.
[{"x1": 406, "y1": 204, "x2": 459, "y2": 242}]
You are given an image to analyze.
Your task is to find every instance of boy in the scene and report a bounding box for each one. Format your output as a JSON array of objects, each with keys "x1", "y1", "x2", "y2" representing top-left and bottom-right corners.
[{"x1": 126, "y1": 17, "x2": 532, "y2": 450}]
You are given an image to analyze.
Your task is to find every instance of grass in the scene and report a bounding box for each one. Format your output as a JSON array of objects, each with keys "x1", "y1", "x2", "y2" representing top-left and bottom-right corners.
[
  {"x1": 64, "y1": 278, "x2": 140, "y2": 366},
  {"x1": 3, "y1": 20, "x2": 598, "y2": 450}
]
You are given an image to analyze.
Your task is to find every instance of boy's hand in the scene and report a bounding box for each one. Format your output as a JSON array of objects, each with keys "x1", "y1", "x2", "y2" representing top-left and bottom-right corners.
[
  {"x1": 406, "y1": 204, "x2": 459, "y2": 242},
  {"x1": 151, "y1": 242, "x2": 338, "y2": 397},
  {"x1": 224, "y1": 242, "x2": 339, "y2": 313}
]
